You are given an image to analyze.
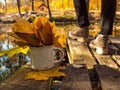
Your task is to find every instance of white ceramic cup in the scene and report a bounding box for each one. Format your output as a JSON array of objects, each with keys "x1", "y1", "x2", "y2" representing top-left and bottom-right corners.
[{"x1": 28, "y1": 45, "x2": 64, "y2": 70}]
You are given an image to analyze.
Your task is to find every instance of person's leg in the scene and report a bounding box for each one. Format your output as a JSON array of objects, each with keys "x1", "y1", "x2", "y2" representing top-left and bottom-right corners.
[
  {"x1": 86, "y1": 0, "x2": 90, "y2": 11},
  {"x1": 73, "y1": 0, "x2": 90, "y2": 27},
  {"x1": 100, "y1": 0, "x2": 116, "y2": 35},
  {"x1": 69, "y1": 0, "x2": 90, "y2": 43},
  {"x1": 90, "y1": 0, "x2": 116, "y2": 54}
]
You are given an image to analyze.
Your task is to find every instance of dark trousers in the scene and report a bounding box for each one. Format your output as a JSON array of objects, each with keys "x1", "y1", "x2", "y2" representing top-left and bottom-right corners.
[{"x1": 73, "y1": 0, "x2": 116, "y2": 35}]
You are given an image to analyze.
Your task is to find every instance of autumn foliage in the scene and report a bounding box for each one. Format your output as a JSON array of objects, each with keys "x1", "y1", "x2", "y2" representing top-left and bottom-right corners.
[
  {"x1": 9, "y1": 17, "x2": 66, "y2": 48},
  {"x1": 1, "y1": 0, "x2": 120, "y2": 13}
]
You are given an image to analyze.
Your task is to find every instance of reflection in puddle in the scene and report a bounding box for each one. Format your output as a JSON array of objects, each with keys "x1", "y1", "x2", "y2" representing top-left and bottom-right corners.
[
  {"x1": 0, "y1": 39, "x2": 14, "y2": 51},
  {"x1": 0, "y1": 34, "x2": 30, "y2": 82}
]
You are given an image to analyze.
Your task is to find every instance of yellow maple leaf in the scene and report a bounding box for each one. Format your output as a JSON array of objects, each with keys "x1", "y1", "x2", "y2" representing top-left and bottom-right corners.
[
  {"x1": 33, "y1": 17, "x2": 55, "y2": 45},
  {"x1": 54, "y1": 33, "x2": 66, "y2": 48},
  {"x1": 25, "y1": 66, "x2": 65, "y2": 81},
  {"x1": 0, "y1": 46, "x2": 30, "y2": 57}
]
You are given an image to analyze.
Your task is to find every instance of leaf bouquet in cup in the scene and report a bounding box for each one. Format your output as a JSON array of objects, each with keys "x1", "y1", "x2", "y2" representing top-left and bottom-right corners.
[{"x1": 8, "y1": 17, "x2": 66, "y2": 48}]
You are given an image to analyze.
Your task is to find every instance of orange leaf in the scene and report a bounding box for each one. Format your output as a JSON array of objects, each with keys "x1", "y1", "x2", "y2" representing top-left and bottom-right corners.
[
  {"x1": 15, "y1": 32, "x2": 41, "y2": 47},
  {"x1": 12, "y1": 18, "x2": 34, "y2": 34}
]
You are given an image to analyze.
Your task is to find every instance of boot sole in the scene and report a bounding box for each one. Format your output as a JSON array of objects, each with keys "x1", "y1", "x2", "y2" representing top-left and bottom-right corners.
[
  {"x1": 89, "y1": 43, "x2": 108, "y2": 55},
  {"x1": 68, "y1": 31, "x2": 87, "y2": 43}
]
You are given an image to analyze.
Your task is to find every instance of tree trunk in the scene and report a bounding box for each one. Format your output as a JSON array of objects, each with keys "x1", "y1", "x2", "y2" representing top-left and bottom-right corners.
[
  {"x1": 95, "y1": 0, "x2": 98, "y2": 10},
  {"x1": 31, "y1": 0, "x2": 34, "y2": 11},
  {"x1": 46, "y1": 0, "x2": 52, "y2": 18},
  {"x1": 42, "y1": 0, "x2": 45, "y2": 2},
  {"x1": 17, "y1": 0, "x2": 22, "y2": 17},
  {"x1": 12, "y1": 0, "x2": 14, "y2": 12},
  {"x1": 4, "y1": 0, "x2": 7, "y2": 12},
  {"x1": 68, "y1": 0, "x2": 69, "y2": 9},
  {"x1": 62, "y1": 0, "x2": 63, "y2": 9}
]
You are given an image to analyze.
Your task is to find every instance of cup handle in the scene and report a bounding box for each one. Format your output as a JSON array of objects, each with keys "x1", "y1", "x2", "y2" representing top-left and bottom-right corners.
[{"x1": 53, "y1": 47, "x2": 64, "y2": 65}]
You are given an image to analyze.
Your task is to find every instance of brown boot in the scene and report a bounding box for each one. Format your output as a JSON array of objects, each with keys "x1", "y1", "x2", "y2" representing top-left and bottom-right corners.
[
  {"x1": 69, "y1": 27, "x2": 89, "y2": 43},
  {"x1": 89, "y1": 34, "x2": 108, "y2": 55}
]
